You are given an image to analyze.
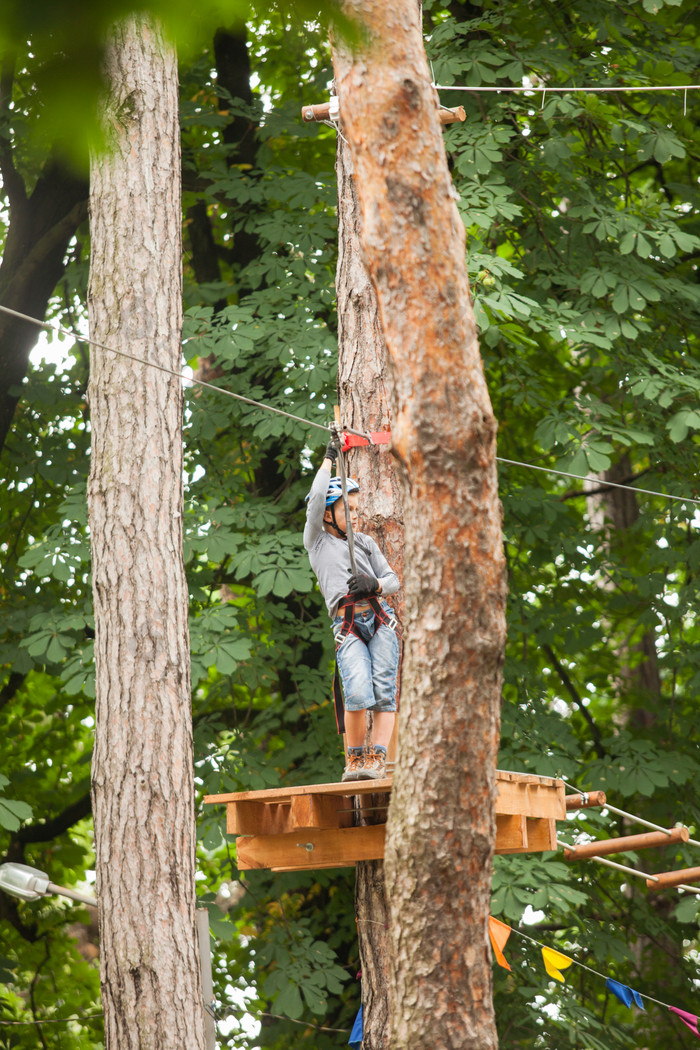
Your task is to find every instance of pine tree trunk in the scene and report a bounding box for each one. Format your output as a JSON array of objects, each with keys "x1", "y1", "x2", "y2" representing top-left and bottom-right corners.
[
  {"x1": 336, "y1": 126, "x2": 403, "y2": 1050},
  {"x1": 332, "y1": 3, "x2": 507, "y2": 1048},
  {"x1": 87, "y1": 17, "x2": 206, "y2": 1050}
]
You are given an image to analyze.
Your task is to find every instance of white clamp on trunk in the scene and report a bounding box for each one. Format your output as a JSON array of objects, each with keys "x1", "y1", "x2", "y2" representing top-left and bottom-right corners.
[{"x1": 302, "y1": 96, "x2": 340, "y2": 123}]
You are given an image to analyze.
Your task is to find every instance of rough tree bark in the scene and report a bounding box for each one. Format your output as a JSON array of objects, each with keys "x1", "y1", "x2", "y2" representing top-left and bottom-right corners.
[
  {"x1": 336, "y1": 116, "x2": 404, "y2": 1050},
  {"x1": 332, "y1": 3, "x2": 507, "y2": 1048},
  {"x1": 87, "y1": 17, "x2": 206, "y2": 1050}
]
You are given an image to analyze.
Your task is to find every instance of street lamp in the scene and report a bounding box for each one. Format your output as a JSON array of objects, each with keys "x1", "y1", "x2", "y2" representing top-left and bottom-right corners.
[
  {"x1": 0, "y1": 862, "x2": 216, "y2": 1049},
  {"x1": 0, "y1": 862, "x2": 96, "y2": 906}
]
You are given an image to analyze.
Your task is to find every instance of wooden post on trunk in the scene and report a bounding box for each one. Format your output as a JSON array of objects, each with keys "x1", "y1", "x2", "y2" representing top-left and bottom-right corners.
[{"x1": 332, "y1": 2, "x2": 507, "y2": 1047}]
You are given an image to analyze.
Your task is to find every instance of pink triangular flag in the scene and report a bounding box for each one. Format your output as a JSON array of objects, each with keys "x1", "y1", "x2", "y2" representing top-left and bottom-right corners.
[{"x1": 670, "y1": 1007, "x2": 700, "y2": 1039}]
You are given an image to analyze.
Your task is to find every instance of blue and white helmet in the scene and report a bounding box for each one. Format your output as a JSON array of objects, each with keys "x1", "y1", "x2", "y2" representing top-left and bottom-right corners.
[{"x1": 305, "y1": 476, "x2": 360, "y2": 505}]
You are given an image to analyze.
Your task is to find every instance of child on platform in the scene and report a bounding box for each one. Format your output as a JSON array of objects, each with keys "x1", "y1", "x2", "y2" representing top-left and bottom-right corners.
[{"x1": 304, "y1": 442, "x2": 400, "y2": 783}]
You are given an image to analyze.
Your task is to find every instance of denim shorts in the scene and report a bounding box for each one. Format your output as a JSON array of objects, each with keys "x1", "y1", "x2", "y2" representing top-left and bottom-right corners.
[{"x1": 332, "y1": 601, "x2": 400, "y2": 713}]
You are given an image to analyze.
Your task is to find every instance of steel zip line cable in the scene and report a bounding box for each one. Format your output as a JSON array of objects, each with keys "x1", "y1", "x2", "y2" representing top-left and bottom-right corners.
[
  {"x1": 497, "y1": 457, "x2": 700, "y2": 508},
  {"x1": 434, "y1": 82, "x2": 700, "y2": 93},
  {"x1": 0, "y1": 303, "x2": 371, "y2": 441},
  {"x1": 2, "y1": 302, "x2": 699, "y2": 508}
]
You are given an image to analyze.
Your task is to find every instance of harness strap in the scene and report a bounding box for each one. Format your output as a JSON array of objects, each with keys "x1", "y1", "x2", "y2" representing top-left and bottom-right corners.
[{"x1": 331, "y1": 595, "x2": 402, "y2": 735}]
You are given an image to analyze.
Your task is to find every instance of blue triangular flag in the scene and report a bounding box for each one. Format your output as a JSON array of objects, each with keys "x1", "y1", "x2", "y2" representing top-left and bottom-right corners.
[
  {"x1": 606, "y1": 978, "x2": 645, "y2": 1010},
  {"x1": 349, "y1": 1005, "x2": 363, "y2": 1048}
]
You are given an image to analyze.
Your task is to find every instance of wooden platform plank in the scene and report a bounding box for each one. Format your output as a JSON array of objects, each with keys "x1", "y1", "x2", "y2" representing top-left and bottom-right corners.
[
  {"x1": 227, "y1": 801, "x2": 289, "y2": 836},
  {"x1": 206, "y1": 769, "x2": 566, "y2": 819},
  {"x1": 206, "y1": 769, "x2": 566, "y2": 869},
  {"x1": 494, "y1": 780, "x2": 565, "y2": 820},
  {"x1": 290, "y1": 794, "x2": 354, "y2": 831},
  {"x1": 205, "y1": 779, "x2": 394, "y2": 806},
  {"x1": 503, "y1": 818, "x2": 557, "y2": 854},
  {"x1": 495, "y1": 814, "x2": 528, "y2": 852},
  {"x1": 236, "y1": 825, "x2": 386, "y2": 872}
]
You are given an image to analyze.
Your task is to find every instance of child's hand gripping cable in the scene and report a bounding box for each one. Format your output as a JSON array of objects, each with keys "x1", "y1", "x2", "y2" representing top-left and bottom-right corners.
[{"x1": 347, "y1": 571, "x2": 380, "y2": 598}]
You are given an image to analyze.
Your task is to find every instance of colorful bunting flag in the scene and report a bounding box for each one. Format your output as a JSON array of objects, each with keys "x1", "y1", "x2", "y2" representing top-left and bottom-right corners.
[
  {"x1": 348, "y1": 1005, "x2": 363, "y2": 1049},
  {"x1": 670, "y1": 1007, "x2": 700, "y2": 1039},
  {"x1": 605, "y1": 978, "x2": 645, "y2": 1010},
  {"x1": 488, "y1": 913, "x2": 698, "y2": 1037},
  {"x1": 488, "y1": 916, "x2": 512, "y2": 971},
  {"x1": 541, "y1": 946, "x2": 574, "y2": 983}
]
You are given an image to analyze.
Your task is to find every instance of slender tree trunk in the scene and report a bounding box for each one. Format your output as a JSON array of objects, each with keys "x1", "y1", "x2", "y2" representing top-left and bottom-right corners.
[
  {"x1": 336, "y1": 116, "x2": 404, "y2": 1050},
  {"x1": 87, "y1": 17, "x2": 206, "y2": 1050},
  {"x1": 332, "y1": 4, "x2": 507, "y2": 1048},
  {"x1": 336, "y1": 134, "x2": 405, "y2": 584}
]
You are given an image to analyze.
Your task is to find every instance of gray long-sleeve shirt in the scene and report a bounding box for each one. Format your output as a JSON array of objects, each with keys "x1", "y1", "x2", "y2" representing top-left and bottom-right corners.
[{"x1": 303, "y1": 467, "x2": 399, "y2": 618}]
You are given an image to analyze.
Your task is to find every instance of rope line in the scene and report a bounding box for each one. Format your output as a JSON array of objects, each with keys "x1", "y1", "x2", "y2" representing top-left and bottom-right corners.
[
  {"x1": 3, "y1": 303, "x2": 699, "y2": 508},
  {"x1": 509, "y1": 926, "x2": 671, "y2": 1009},
  {"x1": 562, "y1": 795, "x2": 700, "y2": 896},
  {"x1": 566, "y1": 791, "x2": 700, "y2": 850},
  {"x1": 435, "y1": 82, "x2": 700, "y2": 95}
]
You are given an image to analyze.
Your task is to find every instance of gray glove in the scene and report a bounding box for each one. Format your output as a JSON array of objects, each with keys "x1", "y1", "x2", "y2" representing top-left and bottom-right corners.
[
  {"x1": 348, "y1": 572, "x2": 379, "y2": 598},
  {"x1": 324, "y1": 442, "x2": 339, "y2": 464}
]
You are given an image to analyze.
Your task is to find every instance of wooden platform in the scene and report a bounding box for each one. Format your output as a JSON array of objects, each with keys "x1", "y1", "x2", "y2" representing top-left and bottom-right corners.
[{"x1": 204, "y1": 770, "x2": 566, "y2": 873}]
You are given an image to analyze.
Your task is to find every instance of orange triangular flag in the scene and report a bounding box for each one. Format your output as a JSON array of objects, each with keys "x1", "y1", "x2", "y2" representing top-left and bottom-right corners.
[
  {"x1": 541, "y1": 946, "x2": 573, "y2": 982},
  {"x1": 489, "y1": 916, "x2": 512, "y2": 971}
]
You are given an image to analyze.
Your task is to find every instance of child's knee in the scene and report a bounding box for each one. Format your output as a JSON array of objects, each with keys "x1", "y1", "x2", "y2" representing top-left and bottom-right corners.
[{"x1": 369, "y1": 697, "x2": 396, "y2": 714}]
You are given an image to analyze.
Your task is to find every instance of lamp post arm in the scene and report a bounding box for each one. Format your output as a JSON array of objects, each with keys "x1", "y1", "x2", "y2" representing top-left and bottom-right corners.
[{"x1": 46, "y1": 882, "x2": 97, "y2": 907}]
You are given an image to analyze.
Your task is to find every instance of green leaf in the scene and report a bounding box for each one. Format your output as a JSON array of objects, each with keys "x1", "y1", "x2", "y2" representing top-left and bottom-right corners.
[
  {"x1": 657, "y1": 232, "x2": 676, "y2": 258},
  {"x1": 635, "y1": 232, "x2": 652, "y2": 259},
  {"x1": 668, "y1": 413, "x2": 689, "y2": 443},
  {"x1": 0, "y1": 797, "x2": 33, "y2": 831},
  {"x1": 619, "y1": 231, "x2": 635, "y2": 255},
  {"x1": 209, "y1": 914, "x2": 236, "y2": 942},
  {"x1": 612, "y1": 285, "x2": 629, "y2": 314},
  {"x1": 301, "y1": 982, "x2": 328, "y2": 1014},
  {"x1": 272, "y1": 981, "x2": 304, "y2": 1020},
  {"x1": 674, "y1": 896, "x2": 700, "y2": 923}
]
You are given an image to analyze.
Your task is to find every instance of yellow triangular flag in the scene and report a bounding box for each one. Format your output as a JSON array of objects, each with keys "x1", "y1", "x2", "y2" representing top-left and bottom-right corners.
[
  {"x1": 541, "y1": 946, "x2": 573, "y2": 982},
  {"x1": 488, "y1": 916, "x2": 512, "y2": 971}
]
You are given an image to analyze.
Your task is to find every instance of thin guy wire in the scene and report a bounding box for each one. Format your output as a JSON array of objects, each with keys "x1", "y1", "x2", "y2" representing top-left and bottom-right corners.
[
  {"x1": 220, "y1": 1005, "x2": 350, "y2": 1034},
  {"x1": 0, "y1": 1012, "x2": 103, "y2": 1026},
  {"x1": 4, "y1": 303, "x2": 700, "y2": 509},
  {"x1": 435, "y1": 83, "x2": 700, "y2": 94}
]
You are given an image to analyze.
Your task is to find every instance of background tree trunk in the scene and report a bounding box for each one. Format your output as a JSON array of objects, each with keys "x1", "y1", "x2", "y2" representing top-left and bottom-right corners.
[
  {"x1": 336, "y1": 114, "x2": 404, "y2": 1050},
  {"x1": 332, "y1": 3, "x2": 507, "y2": 1048},
  {"x1": 87, "y1": 17, "x2": 206, "y2": 1050},
  {"x1": 0, "y1": 48, "x2": 88, "y2": 452}
]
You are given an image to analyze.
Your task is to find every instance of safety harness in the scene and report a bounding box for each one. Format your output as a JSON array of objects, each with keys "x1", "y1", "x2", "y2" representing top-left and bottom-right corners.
[
  {"x1": 332, "y1": 594, "x2": 401, "y2": 734},
  {"x1": 326, "y1": 423, "x2": 402, "y2": 733}
]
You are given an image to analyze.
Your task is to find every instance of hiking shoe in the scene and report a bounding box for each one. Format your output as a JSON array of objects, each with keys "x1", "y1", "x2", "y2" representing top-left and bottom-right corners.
[
  {"x1": 362, "y1": 746, "x2": 387, "y2": 780},
  {"x1": 342, "y1": 750, "x2": 367, "y2": 783}
]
